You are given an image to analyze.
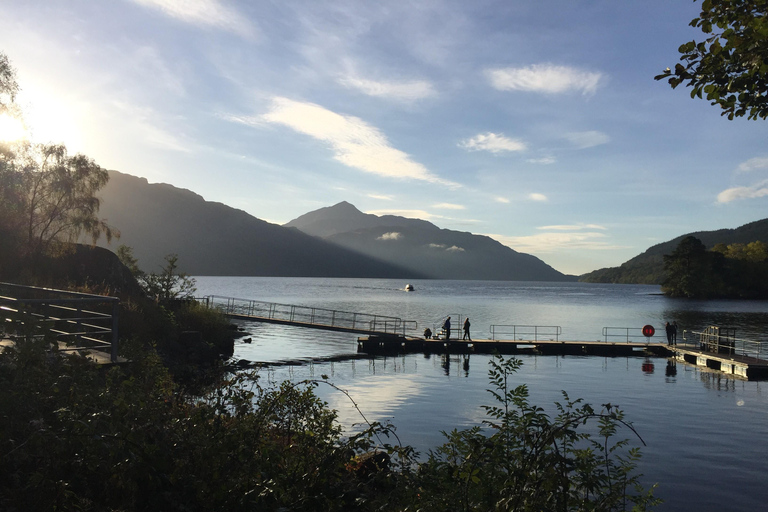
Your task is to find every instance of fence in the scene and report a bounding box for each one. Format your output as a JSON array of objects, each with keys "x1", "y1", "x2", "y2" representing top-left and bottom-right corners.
[
  {"x1": 204, "y1": 295, "x2": 415, "y2": 335},
  {"x1": 489, "y1": 325, "x2": 562, "y2": 341},
  {"x1": 683, "y1": 327, "x2": 767, "y2": 361},
  {"x1": 0, "y1": 282, "x2": 119, "y2": 363},
  {"x1": 602, "y1": 327, "x2": 666, "y2": 344}
]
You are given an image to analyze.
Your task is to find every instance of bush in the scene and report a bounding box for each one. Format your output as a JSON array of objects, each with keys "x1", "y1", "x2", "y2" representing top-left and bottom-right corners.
[{"x1": 0, "y1": 338, "x2": 658, "y2": 511}]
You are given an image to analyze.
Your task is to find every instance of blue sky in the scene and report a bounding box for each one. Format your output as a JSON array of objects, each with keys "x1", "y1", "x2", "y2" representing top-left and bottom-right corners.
[{"x1": 1, "y1": 0, "x2": 767, "y2": 275}]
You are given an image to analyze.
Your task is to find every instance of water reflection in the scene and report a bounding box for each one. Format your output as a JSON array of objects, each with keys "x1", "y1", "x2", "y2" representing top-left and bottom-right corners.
[{"x1": 665, "y1": 360, "x2": 677, "y2": 380}]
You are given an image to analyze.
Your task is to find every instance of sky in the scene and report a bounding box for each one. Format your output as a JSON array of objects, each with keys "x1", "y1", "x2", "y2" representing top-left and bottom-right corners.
[{"x1": 1, "y1": 0, "x2": 767, "y2": 276}]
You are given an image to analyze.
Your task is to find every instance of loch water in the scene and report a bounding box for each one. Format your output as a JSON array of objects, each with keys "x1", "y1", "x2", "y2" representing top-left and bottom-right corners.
[{"x1": 195, "y1": 277, "x2": 768, "y2": 511}]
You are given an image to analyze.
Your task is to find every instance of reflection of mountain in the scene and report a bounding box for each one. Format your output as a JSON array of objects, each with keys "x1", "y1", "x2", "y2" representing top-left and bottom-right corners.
[
  {"x1": 580, "y1": 218, "x2": 768, "y2": 284},
  {"x1": 95, "y1": 171, "x2": 422, "y2": 277},
  {"x1": 285, "y1": 202, "x2": 575, "y2": 281}
]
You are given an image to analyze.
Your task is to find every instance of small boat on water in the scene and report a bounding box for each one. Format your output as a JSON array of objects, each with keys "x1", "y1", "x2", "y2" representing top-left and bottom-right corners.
[{"x1": 404, "y1": 283, "x2": 415, "y2": 291}]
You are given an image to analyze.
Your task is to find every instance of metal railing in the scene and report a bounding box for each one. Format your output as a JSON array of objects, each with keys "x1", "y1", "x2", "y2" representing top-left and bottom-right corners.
[
  {"x1": 0, "y1": 282, "x2": 120, "y2": 362},
  {"x1": 490, "y1": 325, "x2": 561, "y2": 341},
  {"x1": 683, "y1": 327, "x2": 767, "y2": 361},
  {"x1": 203, "y1": 295, "x2": 415, "y2": 335},
  {"x1": 602, "y1": 327, "x2": 666, "y2": 344}
]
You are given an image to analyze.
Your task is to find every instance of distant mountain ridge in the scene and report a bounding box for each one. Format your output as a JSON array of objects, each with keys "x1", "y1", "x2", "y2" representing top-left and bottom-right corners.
[
  {"x1": 95, "y1": 171, "x2": 423, "y2": 278},
  {"x1": 580, "y1": 218, "x2": 768, "y2": 284},
  {"x1": 285, "y1": 202, "x2": 574, "y2": 281}
]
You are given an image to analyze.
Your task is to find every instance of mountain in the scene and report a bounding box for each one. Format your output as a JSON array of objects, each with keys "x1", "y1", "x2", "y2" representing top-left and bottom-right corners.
[
  {"x1": 94, "y1": 171, "x2": 423, "y2": 278},
  {"x1": 580, "y1": 218, "x2": 768, "y2": 284},
  {"x1": 285, "y1": 202, "x2": 574, "y2": 281}
]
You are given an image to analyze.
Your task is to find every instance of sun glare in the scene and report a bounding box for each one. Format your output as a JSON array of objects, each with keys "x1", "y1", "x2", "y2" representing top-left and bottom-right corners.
[{"x1": 0, "y1": 113, "x2": 28, "y2": 142}]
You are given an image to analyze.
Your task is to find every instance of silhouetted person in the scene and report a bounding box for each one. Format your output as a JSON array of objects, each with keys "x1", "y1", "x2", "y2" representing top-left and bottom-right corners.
[
  {"x1": 672, "y1": 321, "x2": 678, "y2": 345},
  {"x1": 424, "y1": 327, "x2": 432, "y2": 339},
  {"x1": 463, "y1": 317, "x2": 471, "y2": 340},
  {"x1": 665, "y1": 322, "x2": 674, "y2": 345},
  {"x1": 443, "y1": 316, "x2": 451, "y2": 340}
]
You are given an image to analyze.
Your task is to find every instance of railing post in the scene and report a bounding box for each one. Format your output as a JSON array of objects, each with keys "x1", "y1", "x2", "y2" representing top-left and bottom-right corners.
[{"x1": 111, "y1": 300, "x2": 119, "y2": 363}]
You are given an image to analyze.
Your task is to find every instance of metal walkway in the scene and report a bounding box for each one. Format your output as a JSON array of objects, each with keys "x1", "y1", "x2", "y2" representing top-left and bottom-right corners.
[
  {"x1": 203, "y1": 295, "x2": 417, "y2": 336},
  {"x1": 1, "y1": 282, "x2": 121, "y2": 364}
]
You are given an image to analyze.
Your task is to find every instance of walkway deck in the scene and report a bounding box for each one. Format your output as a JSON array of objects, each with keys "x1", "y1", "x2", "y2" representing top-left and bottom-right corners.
[
  {"x1": 206, "y1": 295, "x2": 415, "y2": 336},
  {"x1": 670, "y1": 344, "x2": 768, "y2": 380},
  {"x1": 357, "y1": 335, "x2": 672, "y2": 357}
]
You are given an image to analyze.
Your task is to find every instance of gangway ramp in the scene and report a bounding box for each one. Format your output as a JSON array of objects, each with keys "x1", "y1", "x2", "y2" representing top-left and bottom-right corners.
[{"x1": 203, "y1": 295, "x2": 416, "y2": 336}]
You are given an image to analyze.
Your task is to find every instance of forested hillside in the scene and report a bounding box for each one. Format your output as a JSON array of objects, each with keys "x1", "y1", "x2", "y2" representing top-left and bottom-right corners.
[{"x1": 580, "y1": 218, "x2": 768, "y2": 284}]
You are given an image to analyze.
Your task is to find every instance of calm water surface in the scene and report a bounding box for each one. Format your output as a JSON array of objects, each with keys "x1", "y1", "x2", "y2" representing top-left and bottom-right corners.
[{"x1": 196, "y1": 277, "x2": 768, "y2": 511}]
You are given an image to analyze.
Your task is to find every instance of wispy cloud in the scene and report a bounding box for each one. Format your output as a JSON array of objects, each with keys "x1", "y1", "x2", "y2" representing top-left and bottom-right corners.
[
  {"x1": 527, "y1": 156, "x2": 556, "y2": 164},
  {"x1": 490, "y1": 231, "x2": 624, "y2": 253},
  {"x1": 528, "y1": 193, "x2": 547, "y2": 202},
  {"x1": 111, "y1": 100, "x2": 192, "y2": 153},
  {"x1": 565, "y1": 131, "x2": 609, "y2": 149},
  {"x1": 367, "y1": 209, "x2": 443, "y2": 221},
  {"x1": 486, "y1": 64, "x2": 603, "y2": 95},
  {"x1": 538, "y1": 223, "x2": 607, "y2": 231},
  {"x1": 130, "y1": 0, "x2": 255, "y2": 39},
  {"x1": 717, "y1": 180, "x2": 768, "y2": 203},
  {"x1": 459, "y1": 132, "x2": 526, "y2": 153},
  {"x1": 487, "y1": 223, "x2": 617, "y2": 254},
  {"x1": 339, "y1": 75, "x2": 436, "y2": 102},
  {"x1": 428, "y1": 243, "x2": 464, "y2": 252},
  {"x1": 432, "y1": 203, "x2": 465, "y2": 210},
  {"x1": 737, "y1": 157, "x2": 768, "y2": 173},
  {"x1": 494, "y1": 196, "x2": 510, "y2": 204},
  {"x1": 368, "y1": 193, "x2": 394, "y2": 201},
  {"x1": 260, "y1": 97, "x2": 457, "y2": 186},
  {"x1": 377, "y1": 232, "x2": 401, "y2": 240}
]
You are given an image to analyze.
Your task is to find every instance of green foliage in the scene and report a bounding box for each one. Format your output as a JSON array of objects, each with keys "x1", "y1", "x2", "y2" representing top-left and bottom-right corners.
[
  {"x1": 116, "y1": 244, "x2": 144, "y2": 279},
  {"x1": 655, "y1": 0, "x2": 768, "y2": 120},
  {"x1": 1, "y1": 337, "x2": 660, "y2": 512},
  {"x1": 0, "y1": 340, "x2": 413, "y2": 511},
  {"x1": 140, "y1": 253, "x2": 196, "y2": 301},
  {"x1": 415, "y1": 355, "x2": 659, "y2": 511},
  {"x1": 663, "y1": 236, "x2": 768, "y2": 298}
]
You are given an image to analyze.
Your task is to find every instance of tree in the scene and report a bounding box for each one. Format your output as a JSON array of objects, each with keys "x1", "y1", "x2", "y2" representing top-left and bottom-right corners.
[
  {"x1": 0, "y1": 52, "x2": 19, "y2": 114},
  {"x1": 141, "y1": 253, "x2": 197, "y2": 301},
  {"x1": 0, "y1": 53, "x2": 116, "y2": 260},
  {"x1": 662, "y1": 236, "x2": 726, "y2": 297},
  {"x1": 655, "y1": 0, "x2": 768, "y2": 120},
  {"x1": 1, "y1": 142, "x2": 117, "y2": 257}
]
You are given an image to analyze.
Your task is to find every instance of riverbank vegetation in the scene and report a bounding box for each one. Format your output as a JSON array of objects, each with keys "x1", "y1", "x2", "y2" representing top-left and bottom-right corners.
[
  {"x1": 662, "y1": 236, "x2": 768, "y2": 298},
  {"x1": 0, "y1": 338, "x2": 659, "y2": 510}
]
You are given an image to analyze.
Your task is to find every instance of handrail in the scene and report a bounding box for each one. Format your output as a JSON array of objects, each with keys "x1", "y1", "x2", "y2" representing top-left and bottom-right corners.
[
  {"x1": 203, "y1": 295, "x2": 411, "y2": 335},
  {"x1": 489, "y1": 325, "x2": 561, "y2": 341},
  {"x1": 683, "y1": 327, "x2": 767, "y2": 361},
  {"x1": 0, "y1": 282, "x2": 119, "y2": 362},
  {"x1": 602, "y1": 327, "x2": 665, "y2": 344}
]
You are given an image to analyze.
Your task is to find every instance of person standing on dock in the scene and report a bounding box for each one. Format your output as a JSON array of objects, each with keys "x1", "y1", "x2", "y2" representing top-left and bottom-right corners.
[
  {"x1": 672, "y1": 321, "x2": 678, "y2": 345},
  {"x1": 665, "y1": 322, "x2": 674, "y2": 345},
  {"x1": 463, "y1": 317, "x2": 471, "y2": 341},
  {"x1": 443, "y1": 316, "x2": 451, "y2": 340}
]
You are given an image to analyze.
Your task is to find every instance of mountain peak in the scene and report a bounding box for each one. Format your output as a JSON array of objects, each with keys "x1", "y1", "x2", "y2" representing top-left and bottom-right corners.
[{"x1": 326, "y1": 201, "x2": 363, "y2": 216}]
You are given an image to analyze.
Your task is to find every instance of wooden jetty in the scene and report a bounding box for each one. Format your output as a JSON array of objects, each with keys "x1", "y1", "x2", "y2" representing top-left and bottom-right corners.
[
  {"x1": 357, "y1": 334, "x2": 672, "y2": 357},
  {"x1": 358, "y1": 330, "x2": 768, "y2": 380}
]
